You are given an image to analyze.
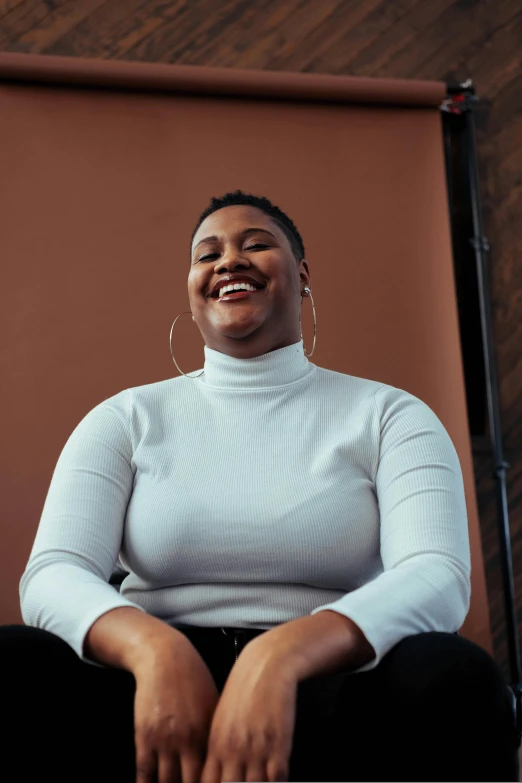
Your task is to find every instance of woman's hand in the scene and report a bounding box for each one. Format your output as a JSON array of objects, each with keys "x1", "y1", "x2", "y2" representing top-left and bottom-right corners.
[
  {"x1": 132, "y1": 633, "x2": 220, "y2": 783},
  {"x1": 200, "y1": 642, "x2": 298, "y2": 783}
]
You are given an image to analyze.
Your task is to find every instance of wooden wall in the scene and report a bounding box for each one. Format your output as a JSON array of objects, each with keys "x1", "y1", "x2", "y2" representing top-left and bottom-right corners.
[{"x1": 2, "y1": 0, "x2": 521, "y2": 681}]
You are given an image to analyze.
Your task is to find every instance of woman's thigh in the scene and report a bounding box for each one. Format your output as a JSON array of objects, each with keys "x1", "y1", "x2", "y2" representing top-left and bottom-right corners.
[
  {"x1": 0, "y1": 625, "x2": 138, "y2": 783},
  {"x1": 303, "y1": 631, "x2": 519, "y2": 783}
]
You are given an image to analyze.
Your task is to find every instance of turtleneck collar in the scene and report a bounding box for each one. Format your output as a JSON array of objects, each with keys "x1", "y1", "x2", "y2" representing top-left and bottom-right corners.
[{"x1": 197, "y1": 338, "x2": 313, "y2": 389}]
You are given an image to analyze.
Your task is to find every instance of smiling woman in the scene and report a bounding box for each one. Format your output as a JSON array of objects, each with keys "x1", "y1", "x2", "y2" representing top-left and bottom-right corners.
[
  {"x1": 185, "y1": 189, "x2": 313, "y2": 362},
  {"x1": 13, "y1": 185, "x2": 518, "y2": 783}
]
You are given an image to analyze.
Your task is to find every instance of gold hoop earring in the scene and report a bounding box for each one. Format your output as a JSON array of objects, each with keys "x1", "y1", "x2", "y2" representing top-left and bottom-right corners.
[
  {"x1": 300, "y1": 286, "x2": 317, "y2": 357},
  {"x1": 169, "y1": 312, "x2": 204, "y2": 378}
]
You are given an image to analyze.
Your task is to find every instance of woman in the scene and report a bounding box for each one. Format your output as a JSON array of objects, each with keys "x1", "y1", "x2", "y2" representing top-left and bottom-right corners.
[{"x1": 3, "y1": 190, "x2": 518, "y2": 783}]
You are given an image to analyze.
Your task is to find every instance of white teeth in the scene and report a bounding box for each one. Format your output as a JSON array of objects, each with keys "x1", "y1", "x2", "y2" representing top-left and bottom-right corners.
[{"x1": 218, "y1": 282, "x2": 256, "y2": 298}]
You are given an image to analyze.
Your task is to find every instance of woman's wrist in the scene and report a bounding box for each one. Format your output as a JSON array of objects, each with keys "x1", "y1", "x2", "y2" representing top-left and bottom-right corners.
[
  {"x1": 126, "y1": 626, "x2": 193, "y2": 676},
  {"x1": 244, "y1": 611, "x2": 375, "y2": 681},
  {"x1": 84, "y1": 607, "x2": 190, "y2": 675}
]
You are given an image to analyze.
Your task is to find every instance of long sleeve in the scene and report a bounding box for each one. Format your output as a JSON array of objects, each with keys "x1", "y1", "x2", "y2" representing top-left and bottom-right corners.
[
  {"x1": 311, "y1": 384, "x2": 471, "y2": 673},
  {"x1": 19, "y1": 390, "x2": 147, "y2": 668}
]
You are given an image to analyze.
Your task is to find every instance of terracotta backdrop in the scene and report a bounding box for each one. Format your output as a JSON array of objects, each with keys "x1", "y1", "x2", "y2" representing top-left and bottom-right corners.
[{"x1": 0, "y1": 53, "x2": 492, "y2": 654}]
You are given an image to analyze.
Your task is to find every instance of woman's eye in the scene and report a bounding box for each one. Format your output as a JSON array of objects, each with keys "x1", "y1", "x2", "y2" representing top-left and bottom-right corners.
[{"x1": 199, "y1": 244, "x2": 268, "y2": 262}]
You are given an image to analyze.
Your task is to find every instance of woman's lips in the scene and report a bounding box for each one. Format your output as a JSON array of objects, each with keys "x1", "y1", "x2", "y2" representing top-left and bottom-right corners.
[{"x1": 212, "y1": 288, "x2": 265, "y2": 302}]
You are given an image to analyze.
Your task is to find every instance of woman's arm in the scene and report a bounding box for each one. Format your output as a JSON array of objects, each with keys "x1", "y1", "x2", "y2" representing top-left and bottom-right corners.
[
  {"x1": 304, "y1": 387, "x2": 471, "y2": 674},
  {"x1": 243, "y1": 609, "x2": 375, "y2": 680},
  {"x1": 19, "y1": 390, "x2": 150, "y2": 667},
  {"x1": 83, "y1": 606, "x2": 191, "y2": 674}
]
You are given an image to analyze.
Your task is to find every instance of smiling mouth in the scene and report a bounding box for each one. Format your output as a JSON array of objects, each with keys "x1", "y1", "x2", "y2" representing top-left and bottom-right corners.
[
  {"x1": 209, "y1": 285, "x2": 266, "y2": 301},
  {"x1": 217, "y1": 289, "x2": 263, "y2": 302}
]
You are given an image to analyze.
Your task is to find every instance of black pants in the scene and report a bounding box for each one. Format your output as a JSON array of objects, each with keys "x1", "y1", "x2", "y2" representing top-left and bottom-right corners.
[{"x1": 0, "y1": 624, "x2": 519, "y2": 782}]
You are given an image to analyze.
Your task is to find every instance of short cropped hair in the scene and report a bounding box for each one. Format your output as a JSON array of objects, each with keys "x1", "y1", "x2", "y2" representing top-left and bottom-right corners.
[{"x1": 190, "y1": 189, "x2": 305, "y2": 264}]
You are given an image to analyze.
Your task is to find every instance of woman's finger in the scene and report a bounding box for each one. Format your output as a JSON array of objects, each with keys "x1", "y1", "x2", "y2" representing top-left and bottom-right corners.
[
  {"x1": 219, "y1": 758, "x2": 246, "y2": 783},
  {"x1": 179, "y1": 750, "x2": 206, "y2": 783},
  {"x1": 156, "y1": 750, "x2": 181, "y2": 783},
  {"x1": 245, "y1": 760, "x2": 267, "y2": 782},
  {"x1": 266, "y1": 756, "x2": 289, "y2": 782},
  {"x1": 135, "y1": 746, "x2": 157, "y2": 783},
  {"x1": 200, "y1": 753, "x2": 222, "y2": 783}
]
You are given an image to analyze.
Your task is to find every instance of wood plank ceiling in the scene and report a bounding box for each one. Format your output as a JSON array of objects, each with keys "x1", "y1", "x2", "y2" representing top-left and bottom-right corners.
[{"x1": 2, "y1": 0, "x2": 522, "y2": 680}]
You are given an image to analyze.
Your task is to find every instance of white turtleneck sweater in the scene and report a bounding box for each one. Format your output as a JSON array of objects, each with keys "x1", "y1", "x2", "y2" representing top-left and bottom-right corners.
[{"x1": 19, "y1": 339, "x2": 471, "y2": 673}]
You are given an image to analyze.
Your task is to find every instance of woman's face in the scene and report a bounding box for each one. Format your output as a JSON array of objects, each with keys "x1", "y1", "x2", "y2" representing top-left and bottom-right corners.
[{"x1": 188, "y1": 205, "x2": 311, "y2": 358}]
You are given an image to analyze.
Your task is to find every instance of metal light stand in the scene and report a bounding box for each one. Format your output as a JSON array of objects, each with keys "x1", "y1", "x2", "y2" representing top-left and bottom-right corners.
[{"x1": 441, "y1": 80, "x2": 522, "y2": 744}]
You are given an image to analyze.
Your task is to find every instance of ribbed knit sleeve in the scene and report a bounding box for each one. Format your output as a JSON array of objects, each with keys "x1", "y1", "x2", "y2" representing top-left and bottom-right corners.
[
  {"x1": 19, "y1": 389, "x2": 147, "y2": 668},
  {"x1": 310, "y1": 384, "x2": 471, "y2": 673}
]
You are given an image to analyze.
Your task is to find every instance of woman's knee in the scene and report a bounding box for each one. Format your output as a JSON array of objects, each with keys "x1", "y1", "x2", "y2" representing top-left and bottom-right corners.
[
  {"x1": 0, "y1": 624, "x2": 136, "y2": 720},
  {"x1": 383, "y1": 631, "x2": 512, "y2": 718},
  {"x1": 388, "y1": 631, "x2": 499, "y2": 677},
  {"x1": 0, "y1": 624, "x2": 80, "y2": 666},
  {"x1": 0, "y1": 625, "x2": 137, "y2": 781}
]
